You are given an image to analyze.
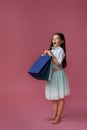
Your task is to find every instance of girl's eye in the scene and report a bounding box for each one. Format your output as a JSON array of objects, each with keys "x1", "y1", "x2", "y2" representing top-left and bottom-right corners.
[{"x1": 53, "y1": 38, "x2": 59, "y2": 40}]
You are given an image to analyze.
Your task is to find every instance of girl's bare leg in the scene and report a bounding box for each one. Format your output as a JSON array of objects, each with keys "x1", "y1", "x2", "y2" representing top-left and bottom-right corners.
[
  {"x1": 51, "y1": 98, "x2": 65, "y2": 124},
  {"x1": 46, "y1": 100, "x2": 58, "y2": 121}
]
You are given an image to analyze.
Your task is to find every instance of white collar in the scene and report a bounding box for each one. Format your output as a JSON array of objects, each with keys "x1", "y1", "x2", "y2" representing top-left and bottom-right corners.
[{"x1": 52, "y1": 46, "x2": 61, "y2": 50}]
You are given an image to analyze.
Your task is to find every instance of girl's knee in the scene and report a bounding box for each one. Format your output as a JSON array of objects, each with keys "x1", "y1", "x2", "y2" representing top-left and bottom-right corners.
[
  {"x1": 52, "y1": 99, "x2": 58, "y2": 102},
  {"x1": 59, "y1": 98, "x2": 64, "y2": 102}
]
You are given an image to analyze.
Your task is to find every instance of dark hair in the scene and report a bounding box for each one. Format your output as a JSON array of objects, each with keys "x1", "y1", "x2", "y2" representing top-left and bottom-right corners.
[{"x1": 49, "y1": 32, "x2": 67, "y2": 68}]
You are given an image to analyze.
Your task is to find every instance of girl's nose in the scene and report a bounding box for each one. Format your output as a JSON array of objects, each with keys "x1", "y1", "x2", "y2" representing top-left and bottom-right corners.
[{"x1": 53, "y1": 40, "x2": 56, "y2": 42}]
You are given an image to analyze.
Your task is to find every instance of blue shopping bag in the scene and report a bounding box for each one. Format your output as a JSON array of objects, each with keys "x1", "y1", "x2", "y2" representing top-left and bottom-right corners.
[{"x1": 28, "y1": 55, "x2": 52, "y2": 81}]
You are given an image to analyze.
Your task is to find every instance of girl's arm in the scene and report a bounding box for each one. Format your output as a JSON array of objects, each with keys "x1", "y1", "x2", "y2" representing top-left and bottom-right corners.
[
  {"x1": 52, "y1": 55, "x2": 61, "y2": 66},
  {"x1": 46, "y1": 50, "x2": 61, "y2": 66}
]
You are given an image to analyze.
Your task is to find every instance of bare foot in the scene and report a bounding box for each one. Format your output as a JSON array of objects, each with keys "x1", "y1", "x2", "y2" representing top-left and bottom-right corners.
[
  {"x1": 51, "y1": 118, "x2": 61, "y2": 124},
  {"x1": 45, "y1": 116, "x2": 56, "y2": 121}
]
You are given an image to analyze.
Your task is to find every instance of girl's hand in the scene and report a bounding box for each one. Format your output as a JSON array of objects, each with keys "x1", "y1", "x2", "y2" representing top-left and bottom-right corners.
[
  {"x1": 44, "y1": 50, "x2": 49, "y2": 55},
  {"x1": 44, "y1": 50, "x2": 53, "y2": 56},
  {"x1": 47, "y1": 50, "x2": 53, "y2": 56}
]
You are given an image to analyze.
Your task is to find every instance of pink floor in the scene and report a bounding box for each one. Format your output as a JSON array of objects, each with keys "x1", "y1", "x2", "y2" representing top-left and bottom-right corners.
[{"x1": 0, "y1": 93, "x2": 87, "y2": 130}]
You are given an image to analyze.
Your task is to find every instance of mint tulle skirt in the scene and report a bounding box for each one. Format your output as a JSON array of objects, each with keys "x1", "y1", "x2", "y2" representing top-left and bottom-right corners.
[{"x1": 45, "y1": 69, "x2": 70, "y2": 100}]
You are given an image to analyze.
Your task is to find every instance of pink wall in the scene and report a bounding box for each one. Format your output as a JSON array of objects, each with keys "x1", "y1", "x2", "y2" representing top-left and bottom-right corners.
[{"x1": 0, "y1": 0, "x2": 87, "y2": 130}]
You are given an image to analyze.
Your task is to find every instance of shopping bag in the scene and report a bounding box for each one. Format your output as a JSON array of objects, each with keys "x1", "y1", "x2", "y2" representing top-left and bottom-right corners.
[{"x1": 27, "y1": 55, "x2": 52, "y2": 81}]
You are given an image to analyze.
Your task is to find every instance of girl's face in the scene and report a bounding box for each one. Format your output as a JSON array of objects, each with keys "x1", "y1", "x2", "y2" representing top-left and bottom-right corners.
[{"x1": 52, "y1": 34, "x2": 64, "y2": 47}]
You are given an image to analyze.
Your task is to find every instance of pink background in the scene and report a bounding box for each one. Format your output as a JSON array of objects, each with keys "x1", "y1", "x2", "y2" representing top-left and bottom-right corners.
[{"x1": 0, "y1": 0, "x2": 87, "y2": 130}]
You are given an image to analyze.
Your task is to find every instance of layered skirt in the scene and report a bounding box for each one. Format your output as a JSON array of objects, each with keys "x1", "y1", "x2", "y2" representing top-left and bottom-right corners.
[{"x1": 45, "y1": 69, "x2": 70, "y2": 100}]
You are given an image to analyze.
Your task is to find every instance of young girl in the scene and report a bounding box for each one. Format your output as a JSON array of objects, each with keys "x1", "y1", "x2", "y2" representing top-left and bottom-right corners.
[{"x1": 44, "y1": 32, "x2": 70, "y2": 124}]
